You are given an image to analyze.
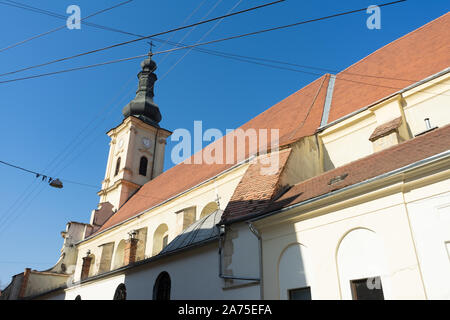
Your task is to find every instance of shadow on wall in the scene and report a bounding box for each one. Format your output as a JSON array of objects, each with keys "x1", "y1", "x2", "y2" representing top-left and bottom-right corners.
[{"x1": 322, "y1": 145, "x2": 335, "y2": 171}]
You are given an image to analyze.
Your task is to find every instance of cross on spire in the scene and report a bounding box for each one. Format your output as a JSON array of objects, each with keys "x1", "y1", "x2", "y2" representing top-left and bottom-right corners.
[
  {"x1": 147, "y1": 41, "x2": 156, "y2": 55},
  {"x1": 215, "y1": 194, "x2": 221, "y2": 208}
]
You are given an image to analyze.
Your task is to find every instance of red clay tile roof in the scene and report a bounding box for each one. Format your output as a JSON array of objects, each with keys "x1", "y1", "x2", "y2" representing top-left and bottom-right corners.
[
  {"x1": 328, "y1": 13, "x2": 450, "y2": 124},
  {"x1": 245, "y1": 125, "x2": 450, "y2": 221},
  {"x1": 94, "y1": 13, "x2": 450, "y2": 235},
  {"x1": 220, "y1": 148, "x2": 292, "y2": 224},
  {"x1": 95, "y1": 75, "x2": 329, "y2": 234}
]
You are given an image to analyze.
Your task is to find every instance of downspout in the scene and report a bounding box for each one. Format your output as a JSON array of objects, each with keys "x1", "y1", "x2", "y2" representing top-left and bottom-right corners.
[
  {"x1": 218, "y1": 224, "x2": 260, "y2": 282},
  {"x1": 248, "y1": 222, "x2": 264, "y2": 300}
]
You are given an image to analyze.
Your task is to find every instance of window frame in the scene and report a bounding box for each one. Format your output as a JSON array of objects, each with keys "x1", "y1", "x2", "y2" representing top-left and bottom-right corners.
[
  {"x1": 350, "y1": 276, "x2": 384, "y2": 300},
  {"x1": 114, "y1": 157, "x2": 121, "y2": 176},
  {"x1": 153, "y1": 271, "x2": 171, "y2": 300},
  {"x1": 139, "y1": 156, "x2": 148, "y2": 176},
  {"x1": 288, "y1": 286, "x2": 312, "y2": 300}
]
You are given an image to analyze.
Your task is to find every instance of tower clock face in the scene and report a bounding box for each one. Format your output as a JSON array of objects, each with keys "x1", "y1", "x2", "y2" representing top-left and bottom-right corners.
[{"x1": 142, "y1": 137, "x2": 151, "y2": 148}]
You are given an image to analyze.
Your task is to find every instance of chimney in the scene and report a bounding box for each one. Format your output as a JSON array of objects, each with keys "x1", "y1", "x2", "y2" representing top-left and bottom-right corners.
[
  {"x1": 81, "y1": 252, "x2": 93, "y2": 280},
  {"x1": 18, "y1": 268, "x2": 31, "y2": 299},
  {"x1": 123, "y1": 230, "x2": 139, "y2": 265}
]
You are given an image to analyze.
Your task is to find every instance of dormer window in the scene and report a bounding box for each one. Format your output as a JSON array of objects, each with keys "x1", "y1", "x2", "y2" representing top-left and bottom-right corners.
[
  {"x1": 139, "y1": 156, "x2": 148, "y2": 176},
  {"x1": 114, "y1": 157, "x2": 121, "y2": 176}
]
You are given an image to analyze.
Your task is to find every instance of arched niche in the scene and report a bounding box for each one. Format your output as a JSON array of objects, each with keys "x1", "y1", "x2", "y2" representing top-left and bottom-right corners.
[
  {"x1": 113, "y1": 239, "x2": 126, "y2": 269},
  {"x1": 152, "y1": 224, "x2": 169, "y2": 256},
  {"x1": 200, "y1": 202, "x2": 218, "y2": 219},
  {"x1": 278, "y1": 243, "x2": 313, "y2": 300},
  {"x1": 336, "y1": 228, "x2": 387, "y2": 300}
]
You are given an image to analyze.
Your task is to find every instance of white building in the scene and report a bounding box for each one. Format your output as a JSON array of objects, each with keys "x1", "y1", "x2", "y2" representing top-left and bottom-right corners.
[{"x1": 1, "y1": 13, "x2": 449, "y2": 300}]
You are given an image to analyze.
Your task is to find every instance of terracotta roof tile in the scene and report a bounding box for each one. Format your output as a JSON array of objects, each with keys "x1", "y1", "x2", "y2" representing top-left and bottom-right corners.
[
  {"x1": 369, "y1": 117, "x2": 402, "y2": 141},
  {"x1": 220, "y1": 148, "x2": 292, "y2": 224}
]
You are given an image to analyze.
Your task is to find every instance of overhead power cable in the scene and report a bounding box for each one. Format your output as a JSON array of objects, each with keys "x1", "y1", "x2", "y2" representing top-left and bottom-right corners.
[
  {"x1": 0, "y1": 0, "x2": 415, "y2": 84},
  {"x1": 1, "y1": 16, "x2": 446, "y2": 95},
  {"x1": 0, "y1": 0, "x2": 413, "y2": 83},
  {"x1": 0, "y1": 1, "x2": 414, "y2": 86},
  {"x1": 0, "y1": 0, "x2": 286, "y2": 77},
  {"x1": 0, "y1": 159, "x2": 99, "y2": 188},
  {"x1": 0, "y1": 0, "x2": 133, "y2": 53},
  {"x1": 0, "y1": 47, "x2": 446, "y2": 97}
]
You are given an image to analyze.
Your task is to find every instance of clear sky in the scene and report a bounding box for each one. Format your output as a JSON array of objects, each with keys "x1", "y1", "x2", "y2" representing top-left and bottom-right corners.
[{"x1": 0, "y1": 0, "x2": 447, "y2": 288}]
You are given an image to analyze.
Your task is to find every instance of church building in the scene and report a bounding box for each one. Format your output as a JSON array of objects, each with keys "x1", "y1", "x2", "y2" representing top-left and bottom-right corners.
[{"x1": 1, "y1": 13, "x2": 449, "y2": 300}]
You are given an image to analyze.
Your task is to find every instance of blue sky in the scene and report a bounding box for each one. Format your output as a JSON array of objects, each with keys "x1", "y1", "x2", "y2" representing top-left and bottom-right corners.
[{"x1": 0, "y1": 0, "x2": 447, "y2": 288}]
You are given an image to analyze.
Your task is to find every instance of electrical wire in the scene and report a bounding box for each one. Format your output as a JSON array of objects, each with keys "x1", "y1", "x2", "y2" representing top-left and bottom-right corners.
[
  {"x1": 0, "y1": 0, "x2": 416, "y2": 84},
  {"x1": 0, "y1": 0, "x2": 286, "y2": 77},
  {"x1": 0, "y1": 0, "x2": 133, "y2": 53},
  {"x1": 0, "y1": 0, "x2": 421, "y2": 89},
  {"x1": 0, "y1": 159, "x2": 98, "y2": 188}
]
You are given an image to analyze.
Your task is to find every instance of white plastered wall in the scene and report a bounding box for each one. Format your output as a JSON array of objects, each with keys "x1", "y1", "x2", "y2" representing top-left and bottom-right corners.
[
  {"x1": 258, "y1": 187, "x2": 429, "y2": 300},
  {"x1": 64, "y1": 243, "x2": 259, "y2": 300}
]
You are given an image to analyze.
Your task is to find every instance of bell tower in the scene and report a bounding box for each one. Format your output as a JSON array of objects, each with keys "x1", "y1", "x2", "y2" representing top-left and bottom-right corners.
[{"x1": 97, "y1": 53, "x2": 171, "y2": 211}]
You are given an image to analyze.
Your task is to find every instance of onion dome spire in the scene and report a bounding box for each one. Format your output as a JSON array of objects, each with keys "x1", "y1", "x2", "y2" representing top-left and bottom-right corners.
[{"x1": 122, "y1": 44, "x2": 162, "y2": 126}]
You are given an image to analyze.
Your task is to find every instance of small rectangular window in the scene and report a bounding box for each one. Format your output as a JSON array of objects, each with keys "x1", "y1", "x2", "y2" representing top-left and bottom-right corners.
[
  {"x1": 288, "y1": 287, "x2": 311, "y2": 300},
  {"x1": 351, "y1": 277, "x2": 384, "y2": 300}
]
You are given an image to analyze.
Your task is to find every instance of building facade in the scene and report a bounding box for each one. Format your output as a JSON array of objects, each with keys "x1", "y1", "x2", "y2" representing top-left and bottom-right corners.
[{"x1": 1, "y1": 13, "x2": 449, "y2": 300}]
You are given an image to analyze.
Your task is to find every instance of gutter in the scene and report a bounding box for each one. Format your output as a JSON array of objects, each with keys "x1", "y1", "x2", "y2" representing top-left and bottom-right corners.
[
  {"x1": 226, "y1": 149, "x2": 450, "y2": 225},
  {"x1": 248, "y1": 222, "x2": 264, "y2": 299}
]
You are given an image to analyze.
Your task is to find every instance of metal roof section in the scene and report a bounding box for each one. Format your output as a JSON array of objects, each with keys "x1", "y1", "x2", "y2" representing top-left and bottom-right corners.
[
  {"x1": 320, "y1": 74, "x2": 336, "y2": 128},
  {"x1": 160, "y1": 209, "x2": 223, "y2": 255}
]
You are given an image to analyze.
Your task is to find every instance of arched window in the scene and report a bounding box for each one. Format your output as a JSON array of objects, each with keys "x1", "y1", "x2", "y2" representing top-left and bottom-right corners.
[
  {"x1": 113, "y1": 240, "x2": 126, "y2": 269},
  {"x1": 114, "y1": 157, "x2": 121, "y2": 176},
  {"x1": 200, "y1": 202, "x2": 219, "y2": 219},
  {"x1": 113, "y1": 283, "x2": 127, "y2": 300},
  {"x1": 153, "y1": 272, "x2": 171, "y2": 300},
  {"x1": 152, "y1": 224, "x2": 169, "y2": 256},
  {"x1": 139, "y1": 156, "x2": 148, "y2": 176},
  {"x1": 75, "y1": 295, "x2": 82, "y2": 300}
]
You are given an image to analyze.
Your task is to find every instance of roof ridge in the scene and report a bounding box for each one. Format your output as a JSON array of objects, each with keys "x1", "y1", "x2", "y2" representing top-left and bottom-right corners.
[{"x1": 338, "y1": 12, "x2": 449, "y2": 75}]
